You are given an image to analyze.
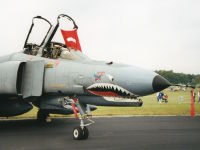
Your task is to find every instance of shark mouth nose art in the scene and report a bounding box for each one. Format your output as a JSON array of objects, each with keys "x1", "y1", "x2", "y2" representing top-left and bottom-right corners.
[{"x1": 87, "y1": 83, "x2": 136, "y2": 98}]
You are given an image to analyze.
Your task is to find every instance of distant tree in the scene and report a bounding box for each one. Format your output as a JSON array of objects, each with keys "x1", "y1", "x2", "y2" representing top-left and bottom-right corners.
[
  {"x1": 155, "y1": 70, "x2": 199, "y2": 85},
  {"x1": 193, "y1": 75, "x2": 200, "y2": 85}
]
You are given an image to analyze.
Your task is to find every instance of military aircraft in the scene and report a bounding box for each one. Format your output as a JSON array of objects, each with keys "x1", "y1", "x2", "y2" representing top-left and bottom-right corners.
[{"x1": 0, "y1": 14, "x2": 171, "y2": 140}]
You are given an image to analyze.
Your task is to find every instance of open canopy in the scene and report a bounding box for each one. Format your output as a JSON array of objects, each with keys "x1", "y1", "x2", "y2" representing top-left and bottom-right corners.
[{"x1": 23, "y1": 14, "x2": 84, "y2": 60}]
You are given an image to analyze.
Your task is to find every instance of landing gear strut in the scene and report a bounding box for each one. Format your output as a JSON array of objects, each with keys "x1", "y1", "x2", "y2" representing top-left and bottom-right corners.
[{"x1": 64, "y1": 97, "x2": 94, "y2": 140}]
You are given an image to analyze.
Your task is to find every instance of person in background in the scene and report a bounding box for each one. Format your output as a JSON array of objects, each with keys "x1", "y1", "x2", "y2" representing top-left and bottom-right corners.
[
  {"x1": 191, "y1": 89, "x2": 195, "y2": 102},
  {"x1": 157, "y1": 92, "x2": 159, "y2": 102},
  {"x1": 158, "y1": 92, "x2": 164, "y2": 103},
  {"x1": 162, "y1": 93, "x2": 168, "y2": 103},
  {"x1": 198, "y1": 90, "x2": 200, "y2": 103}
]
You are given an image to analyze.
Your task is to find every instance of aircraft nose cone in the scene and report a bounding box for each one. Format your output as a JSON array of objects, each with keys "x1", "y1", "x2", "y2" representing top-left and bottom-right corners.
[{"x1": 152, "y1": 75, "x2": 171, "y2": 92}]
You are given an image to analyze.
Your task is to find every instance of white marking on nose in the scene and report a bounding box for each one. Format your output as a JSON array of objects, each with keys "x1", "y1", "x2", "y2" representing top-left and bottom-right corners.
[{"x1": 67, "y1": 37, "x2": 76, "y2": 43}]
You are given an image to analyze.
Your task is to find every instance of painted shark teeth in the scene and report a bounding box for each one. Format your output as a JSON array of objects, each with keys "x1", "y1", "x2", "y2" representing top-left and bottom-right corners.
[{"x1": 87, "y1": 83, "x2": 136, "y2": 98}]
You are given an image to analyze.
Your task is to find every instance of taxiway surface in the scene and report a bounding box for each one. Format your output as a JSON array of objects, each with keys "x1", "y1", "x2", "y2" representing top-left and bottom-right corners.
[{"x1": 0, "y1": 116, "x2": 200, "y2": 150}]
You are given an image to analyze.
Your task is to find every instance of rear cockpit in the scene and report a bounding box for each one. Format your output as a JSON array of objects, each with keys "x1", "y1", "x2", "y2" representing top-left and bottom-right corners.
[{"x1": 23, "y1": 14, "x2": 87, "y2": 61}]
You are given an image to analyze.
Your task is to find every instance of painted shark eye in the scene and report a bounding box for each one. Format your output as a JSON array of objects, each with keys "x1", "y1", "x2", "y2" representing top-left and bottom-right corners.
[{"x1": 106, "y1": 74, "x2": 114, "y2": 82}]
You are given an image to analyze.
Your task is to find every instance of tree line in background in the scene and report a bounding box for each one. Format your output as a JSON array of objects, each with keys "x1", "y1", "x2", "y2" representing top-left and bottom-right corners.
[{"x1": 155, "y1": 70, "x2": 200, "y2": 87}]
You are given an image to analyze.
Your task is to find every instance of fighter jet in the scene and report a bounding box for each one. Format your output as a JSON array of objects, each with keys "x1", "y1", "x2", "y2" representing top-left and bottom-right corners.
[{"x1": 0, "y1": 14, "x2": 171, "y2": 140}]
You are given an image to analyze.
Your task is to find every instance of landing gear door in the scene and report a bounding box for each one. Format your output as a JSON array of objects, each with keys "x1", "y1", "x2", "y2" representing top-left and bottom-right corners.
[{"x1": 22, "y1": 60, "x2": 45, "y2": 98}]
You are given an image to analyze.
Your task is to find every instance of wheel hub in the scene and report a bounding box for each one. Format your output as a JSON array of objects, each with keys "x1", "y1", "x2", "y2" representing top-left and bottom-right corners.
[{"x1": 73, "y1": 129, "x2": 79, "y2": 138}]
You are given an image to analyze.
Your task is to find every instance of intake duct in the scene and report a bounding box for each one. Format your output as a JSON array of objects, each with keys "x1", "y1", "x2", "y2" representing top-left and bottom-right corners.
[{"x1": 0, "y1": 61, "x2": 25, "y2": 95}]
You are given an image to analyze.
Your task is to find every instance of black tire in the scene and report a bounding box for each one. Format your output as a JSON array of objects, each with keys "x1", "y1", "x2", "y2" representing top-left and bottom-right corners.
[
  {"x1": 82, "y1": 126, "x2": 89, "y2": 140},
  {"x1": 73, "y1": 126, "x2": 83, "y2": 140},
  {"x1": 37, "y1": 110, "x2": 49, "y2": 122}
]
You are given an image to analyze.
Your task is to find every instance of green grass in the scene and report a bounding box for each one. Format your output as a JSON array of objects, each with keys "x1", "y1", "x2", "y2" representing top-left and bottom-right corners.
[
  {"x1": 7, "y1": 89, "x2": 200, "y2": 119},
  {"x1": 93, "y1": 89, "x2": 200, "y2": 116}
]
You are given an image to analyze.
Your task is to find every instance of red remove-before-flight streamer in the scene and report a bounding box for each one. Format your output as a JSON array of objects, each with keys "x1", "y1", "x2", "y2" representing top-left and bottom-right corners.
[{"x1": 61, "y1": 29, "x2": 82, "y2": 52}]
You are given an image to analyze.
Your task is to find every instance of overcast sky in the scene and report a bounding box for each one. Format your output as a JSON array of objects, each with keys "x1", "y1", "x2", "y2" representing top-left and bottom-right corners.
[{"x1": 0, "y1": 0, "x2": 199, "y2": 74}]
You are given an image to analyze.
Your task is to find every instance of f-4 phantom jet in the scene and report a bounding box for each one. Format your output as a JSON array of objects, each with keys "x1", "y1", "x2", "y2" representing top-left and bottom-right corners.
[{"x1": 0, "y1": 14, "x2": 171, "y2": 140}]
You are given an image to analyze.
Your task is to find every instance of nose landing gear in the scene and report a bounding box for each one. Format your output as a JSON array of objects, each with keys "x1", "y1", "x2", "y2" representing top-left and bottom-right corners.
[{"x1": 65, "y1": 97, "x2": 95, "y2": 140}]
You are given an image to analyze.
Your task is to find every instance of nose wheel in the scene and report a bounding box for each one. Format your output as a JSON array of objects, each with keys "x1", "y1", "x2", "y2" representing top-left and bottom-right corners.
[{"x1": 73, "y1": 126, "x2": 89, "y2": 140}]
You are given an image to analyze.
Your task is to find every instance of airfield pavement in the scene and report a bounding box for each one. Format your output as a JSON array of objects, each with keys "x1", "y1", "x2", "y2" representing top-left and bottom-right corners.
[{"x1": 0, "y1": 116, "x2": 200, "y2": 150}]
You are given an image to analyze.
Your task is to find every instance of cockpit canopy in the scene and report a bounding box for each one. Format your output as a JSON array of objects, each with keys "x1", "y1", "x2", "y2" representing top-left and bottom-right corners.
[{"x1": 23, "y1": 14, "x2": 85, "y2": 61}]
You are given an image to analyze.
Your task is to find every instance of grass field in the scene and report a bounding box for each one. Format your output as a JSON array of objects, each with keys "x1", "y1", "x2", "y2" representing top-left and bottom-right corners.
[
  {"x1": 9, "y1": 89, "x2": 200, "y2": 119},
  {"x1": 93, "y1": 89, "x2": 200, "y2": 116}
]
